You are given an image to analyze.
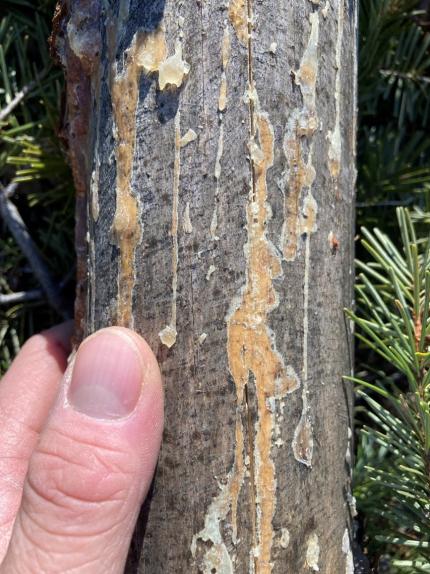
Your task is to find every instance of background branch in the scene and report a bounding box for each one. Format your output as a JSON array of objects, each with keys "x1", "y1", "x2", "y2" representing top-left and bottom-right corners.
[{"x1": 0, "y1": 183, "x2": 69, "y2": 319}]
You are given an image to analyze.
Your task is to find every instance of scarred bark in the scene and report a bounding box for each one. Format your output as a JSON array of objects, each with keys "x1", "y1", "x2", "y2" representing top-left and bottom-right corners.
[{"x1": 57, "y1": 0, "x2": 357, "y2": 571}]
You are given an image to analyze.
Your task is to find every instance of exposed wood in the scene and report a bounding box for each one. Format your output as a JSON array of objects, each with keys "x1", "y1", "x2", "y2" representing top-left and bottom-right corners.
[{"x1": 59, "y1": 0, "x2": 357, "y2": 571}]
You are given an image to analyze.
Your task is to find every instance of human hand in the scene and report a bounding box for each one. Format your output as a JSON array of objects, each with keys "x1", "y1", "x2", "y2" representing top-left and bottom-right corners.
[{"x1": 0, "y1": 324, "x2": 164, "y2": 573}]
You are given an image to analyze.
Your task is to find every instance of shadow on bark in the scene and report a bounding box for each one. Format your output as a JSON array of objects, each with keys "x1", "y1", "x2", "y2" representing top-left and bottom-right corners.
[{"x1": 125, "y1": 478, "x2": 156, "y2": 572}]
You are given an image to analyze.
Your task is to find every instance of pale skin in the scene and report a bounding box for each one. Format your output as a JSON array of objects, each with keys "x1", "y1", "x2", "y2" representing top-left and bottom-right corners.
[{"x1": 0, "y1": 323, "x2": 164, "y2": 573}]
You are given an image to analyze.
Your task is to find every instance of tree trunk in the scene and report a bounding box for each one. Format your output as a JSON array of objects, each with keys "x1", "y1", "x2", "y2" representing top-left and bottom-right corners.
[{"x1": 54, "y1": 0, "x2": 357, "y2": 571}]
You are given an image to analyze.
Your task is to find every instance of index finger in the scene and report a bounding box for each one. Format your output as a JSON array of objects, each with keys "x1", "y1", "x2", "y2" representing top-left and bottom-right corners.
[{"x1": 0, "y1": 322, "x2": 72, "y2": 559}]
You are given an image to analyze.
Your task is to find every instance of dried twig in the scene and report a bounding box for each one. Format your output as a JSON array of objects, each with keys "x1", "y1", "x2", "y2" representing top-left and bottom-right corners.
[
  {"x1": 0, "y1": 69, "x2": 48, "y2": 123},
  {"x1": 3, "y1": 182, "x2": 18, "y2": 199},
  {"x1": 0, "y1": 183, "x2": 69, "y2": 319},
  {"x1": 0, "y1": 289, "x2": 43, "y2": 306}
]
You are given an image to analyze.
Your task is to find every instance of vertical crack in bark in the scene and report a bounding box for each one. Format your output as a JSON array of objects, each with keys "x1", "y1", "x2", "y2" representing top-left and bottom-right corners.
[
  {"x1": 245, "y1": 0, "x2": 255, "y2": 142},
  {"x1": 278, "y1": 10, "x2": 320, "y2": 468},
  {"x1": 244, "y1": 381, "x2": 258, "y2": 573},
  {"x1": 292, "y1": 193, "x2": 318, "y2": 468},
  {"x1": 88, "y1": 56, "x2": 103, "y2": 334},
  {"x1": 236, "y1": 93, "x2": 299, "y2": 574},
  {"x1": 211, "y1": 26, "x2": 231, "y2": 242},
  {"x1": 159, "y1": 122, "x2": 197, "y2": 348},
  {"x1": 244, "y1": 1, "x2": 258, "y2": 567},
  {"x1": 158, "y1": 111, "x2": 181, "y2": 348},
  {"x1": 327, "y1": 0, "x2": 344, "y2": 183},
  {"x1": 158, "y1": 20, "x2": 192, "y2": 348}
]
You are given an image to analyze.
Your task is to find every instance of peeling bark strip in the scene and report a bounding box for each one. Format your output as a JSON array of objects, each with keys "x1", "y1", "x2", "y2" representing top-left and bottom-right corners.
[
  {"x1": 228, "y1": 107, "x2": 299, "y2": 572},
  {"x1": 228, "y1": 0, "x2": 248, "y2": 45},
  {"x1": 280, "y1": 11, "x2": 319, "y2": 263},
  {"x1": 69, "y1": 0, "x2": 357, "y2": 571},
  {"x1": 110, "y1": 35, "x2": 144, "y2": 327},
  {"x1": 192, "y1": 102, "x2": 299, "y2": 573},
  {"x1": 109, "y1": 27, "x2": 167, "y2": 327},
  {"x1": 109, "y1": 19, "x2": 190, "y2": 329}
]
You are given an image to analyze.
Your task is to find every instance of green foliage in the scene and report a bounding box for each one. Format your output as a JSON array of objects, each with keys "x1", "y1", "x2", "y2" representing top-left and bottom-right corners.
[
  {"x1": 0, "y1": 1, "x2": 66, "y2": 181},
  {"x1": 355, "y1": 1, "x2": 430, "y2": 566},
  {"x1": 0, "y1": 0, "x2": 74, "y2": 374},
  {"x1": 360, "y1": 0, "x2": 430, "y2": 125},
  {"x1": 348, "y1": 208, "x2": 430, "y2": 572},
  {"x1": 358, "y1": 0, "x2": 430, "y2": 231}
]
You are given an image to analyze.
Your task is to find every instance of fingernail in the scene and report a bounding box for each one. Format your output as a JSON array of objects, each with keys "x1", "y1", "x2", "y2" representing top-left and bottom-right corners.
[{"x1": 68, "y1": 330, "x2": 143, "y2": 419}]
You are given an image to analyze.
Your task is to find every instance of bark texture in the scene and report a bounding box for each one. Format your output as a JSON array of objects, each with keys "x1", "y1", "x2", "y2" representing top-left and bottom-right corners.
[{"x1": 57, "y1": 0, "x2": 357, "y2": 571}]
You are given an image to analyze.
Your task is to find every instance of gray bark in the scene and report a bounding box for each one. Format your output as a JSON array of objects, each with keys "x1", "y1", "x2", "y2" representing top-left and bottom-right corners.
[{"x1": 56, "y1": 0, "x2": 357, "y2": 571}]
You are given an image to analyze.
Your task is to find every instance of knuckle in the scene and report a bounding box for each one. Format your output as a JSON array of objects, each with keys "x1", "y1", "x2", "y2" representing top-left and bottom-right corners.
[{"x1": 23, "y1": 425, "x2": 137, "y2": 523}]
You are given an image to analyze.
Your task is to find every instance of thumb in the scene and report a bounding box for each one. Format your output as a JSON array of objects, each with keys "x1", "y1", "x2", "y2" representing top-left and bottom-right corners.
[{"x1": 1, "y1": 327, "x2": 163, "y2": 574}]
